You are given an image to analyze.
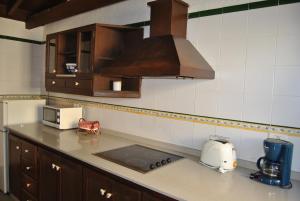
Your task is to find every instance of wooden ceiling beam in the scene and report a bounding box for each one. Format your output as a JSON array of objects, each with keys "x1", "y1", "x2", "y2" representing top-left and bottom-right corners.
[
  {"x1": 0, "y1": 2, "x2": 29, "y2": 22},
  {"x1": 8, "y1": 0, "x2": 24, "y2": 16},
  {"x1": 25, "y1": 0, "x2": 126, "y2": 29}
]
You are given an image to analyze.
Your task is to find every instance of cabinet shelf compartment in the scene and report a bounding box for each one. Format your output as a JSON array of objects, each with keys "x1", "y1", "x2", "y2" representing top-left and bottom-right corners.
[{"x1": 93, "y1": 76, "x2": 141, "y2": 98}]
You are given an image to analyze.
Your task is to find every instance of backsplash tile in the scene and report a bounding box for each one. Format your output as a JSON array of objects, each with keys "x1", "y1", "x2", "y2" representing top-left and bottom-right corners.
[
  {"x1": 276, "y1": 34, "x2": 300, "y2": 66},
  {"x1": 243, "y1": 94, "x2": 273, "y2": 124},
  {"x1": 274, "y1": 67, "x2": 300, "y2": 96},
  {"x1": 271, "y1": 96, "x2": 300, "y2": 128}
]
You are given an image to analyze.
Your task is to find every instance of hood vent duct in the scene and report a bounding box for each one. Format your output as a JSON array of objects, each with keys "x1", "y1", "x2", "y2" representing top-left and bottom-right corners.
[{"x1": 100, "y1": 0, "x2": 215, "y2": 79}]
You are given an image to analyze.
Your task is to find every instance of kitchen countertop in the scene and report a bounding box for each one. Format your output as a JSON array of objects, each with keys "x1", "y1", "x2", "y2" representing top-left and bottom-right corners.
[{"x1": 7, "y1": 123, "x2": 300, "y2": 201}]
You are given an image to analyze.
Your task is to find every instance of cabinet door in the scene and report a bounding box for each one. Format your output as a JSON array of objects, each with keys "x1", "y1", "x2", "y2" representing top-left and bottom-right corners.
[
  {"x1": 78, "y1": 30, "x2": 94, "y2": 73},
  {"x1": 84, "y1": 168, "x2": 114, "y2": 201},
  {"x1": 113, "y1": 182, "x2": 142, "y2": 201},
  {"x1": 46, "y1": 34, "x2": 58, "y2": 74},
  {"x1": 39, "y1": 148, "x2": 60, "y2": 201},
  {"x1": 60, "y1": 156, "x2": 83, "y2": 201},
  {"x1": 9, "y1": 135, "x2": 22, "y2": 199},
  {"x1": 143, "y1": 192, "x2": 177, "y2": 201}
]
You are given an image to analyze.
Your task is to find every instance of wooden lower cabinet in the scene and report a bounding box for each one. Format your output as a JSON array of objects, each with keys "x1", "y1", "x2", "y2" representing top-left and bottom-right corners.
[
  {"x1": 143, "y1": 192, "x2": 176, "y2": 201},
  {"x1": 9, "y1": 135, "x2": 22, "y2": 199},
  {"x1": 84, "y1": 168, "x2": 142, "y2": 201},
  {"x1": 39, "y1": 148, "x2": 83, "y2": 201},
  {"x1": 10, "y1": 134, "x2": 177, "y2": 201}
]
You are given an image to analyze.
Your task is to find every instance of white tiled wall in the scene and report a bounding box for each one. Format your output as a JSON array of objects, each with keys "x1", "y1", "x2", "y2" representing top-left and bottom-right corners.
[
  {"x1": 0, "y1": 18, "x2": 45, "y2": 95},
  {"x1": 45, "y1": 1, "x2": 300, "y2": 171},
  {"x1": 0, "y1": 18, "x2": 44, "y2": 41}
]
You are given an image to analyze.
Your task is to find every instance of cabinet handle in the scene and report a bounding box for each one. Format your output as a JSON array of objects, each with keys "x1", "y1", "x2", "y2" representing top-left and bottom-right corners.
[
  {"x1": 99, "y1": 188, "x2": 106, "y2": 196},
  {"x1": 25, "y1": 166, "x2": 31, "y2": 171},
  {"x1": 52, "y1": 81, "x2": 56, "y2": 85},
  {"x1": 24, "y1": 149, "x2": 29, "y2": 153},
  {"x1": 16, "y1": 146, "x2": 20, "y2": 150},
  {"x1": 26, "y1": 183, "x2": 31, "y2": 188},
  {"x1": 106, "y1": 193, "x2": 113, "y2": 199},
  {"x1": 56, "y1": 165, "x2": 61, "y2": 171},
  {"x1": 75, "y1": 82, "x2": 79, "y2": 86},
  {"x1": 51, "y1": 163, "x2": 56, "y2": 170},
  {"x1": 26, "y1": 200, "x2": 31, "y2": 201}
]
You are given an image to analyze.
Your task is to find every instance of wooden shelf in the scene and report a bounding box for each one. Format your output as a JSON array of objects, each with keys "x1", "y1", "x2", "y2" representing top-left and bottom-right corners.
[{"x1": 94, "y1": 90, "x2": 140, "y2": 98}]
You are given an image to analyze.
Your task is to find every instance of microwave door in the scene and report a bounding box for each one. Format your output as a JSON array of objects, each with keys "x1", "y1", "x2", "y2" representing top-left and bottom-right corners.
[{"x1": 43, "y1": 108, "x2": 57, "y2": 123}]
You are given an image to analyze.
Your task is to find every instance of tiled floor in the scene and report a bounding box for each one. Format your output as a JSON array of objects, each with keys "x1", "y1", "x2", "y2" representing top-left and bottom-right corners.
[{"x1": 0, "y1": 193, "x2": 14, "y2": 201}]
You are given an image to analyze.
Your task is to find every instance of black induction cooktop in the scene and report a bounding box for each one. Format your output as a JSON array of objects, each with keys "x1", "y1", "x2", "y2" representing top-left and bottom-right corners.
[{"x1": 94, "y1": 145, "x2": 183, "y2": 173}]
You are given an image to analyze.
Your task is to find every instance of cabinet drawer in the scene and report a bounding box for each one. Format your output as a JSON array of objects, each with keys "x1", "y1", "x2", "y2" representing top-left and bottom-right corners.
[
  {"x1": 22, "y1": 175, "x2": 37, "y2": 197},
  {"x1": 21, "y1": 190, "x2": 37, "y2": 201},
  {"x1": 46, "y1": 78, "x2": 65, "y2": 88},
  {"x1": 21, "y1": 141, "x2": 37, "y2": 163},
  {"x1": 22, "y1": 159, "x2": 37, "y2": 179},
  {"x1": 66, "y1": 79, "x2": 92, "y2": 90},
  {"x1": 84, "y1": 168, "x2": 114, "y2": 201}
]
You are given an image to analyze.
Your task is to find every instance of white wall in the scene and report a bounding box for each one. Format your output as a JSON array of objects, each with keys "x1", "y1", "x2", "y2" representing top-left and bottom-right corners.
[
  {"x1": 43, "y1": 0, "x2": 300, "y2": 172},
  {"x1": 0, "y1": 18, "x2": 45, "y2": 95}
]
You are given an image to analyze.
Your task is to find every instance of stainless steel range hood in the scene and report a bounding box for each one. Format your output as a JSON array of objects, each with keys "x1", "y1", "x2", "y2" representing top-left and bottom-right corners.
[{"x1": 100, "y1": 0, "x2": 215, "y2": 79}]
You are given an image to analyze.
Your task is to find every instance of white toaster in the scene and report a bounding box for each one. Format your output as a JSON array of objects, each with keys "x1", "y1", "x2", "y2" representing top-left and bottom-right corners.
[{"x1": 200, "y1": 136, "x2": 237, "y2": 173}]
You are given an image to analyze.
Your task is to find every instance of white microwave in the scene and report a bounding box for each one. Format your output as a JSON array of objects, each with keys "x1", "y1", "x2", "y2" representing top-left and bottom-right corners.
[{"x1": 42, "y1": 105, "x2": 82, "y2": 129}]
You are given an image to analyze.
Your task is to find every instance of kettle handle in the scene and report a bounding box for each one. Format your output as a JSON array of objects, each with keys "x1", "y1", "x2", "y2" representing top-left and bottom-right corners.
[{"x1": 256, "y1": 157, "x2": 265, "y2": 170}]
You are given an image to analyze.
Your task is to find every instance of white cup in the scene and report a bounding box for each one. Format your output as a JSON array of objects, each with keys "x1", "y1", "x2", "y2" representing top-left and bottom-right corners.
[{"x1": 113, "y1": 81, "x2": 122, "y2": 91}]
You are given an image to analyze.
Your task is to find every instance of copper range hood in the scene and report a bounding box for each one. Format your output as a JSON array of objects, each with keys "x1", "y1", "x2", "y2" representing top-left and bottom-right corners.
[{"x1": 100, "y1": 0, "x2": 215, "y2": 79}]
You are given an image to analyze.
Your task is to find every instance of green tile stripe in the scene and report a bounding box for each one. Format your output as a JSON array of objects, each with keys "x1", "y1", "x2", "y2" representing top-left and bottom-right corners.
[
  {"x1": 127, "y1": 0, "x2": 300, "y2": 26},
  {"x1": 0, "y1": 35, "x2": 45, "y2": 45},
  {"x1": 1, "y1": 1, "x2": 299, "y2": 45},
  {"x1": 46, "y1": 95, "x2": 300, "y2": 138}
]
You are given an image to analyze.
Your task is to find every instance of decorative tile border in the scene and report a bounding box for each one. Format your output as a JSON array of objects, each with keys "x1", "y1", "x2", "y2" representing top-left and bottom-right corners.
[
  {"x1": 0, "y1": 94, "x2": 43, "y2": 101},
  {"x1": 1, "y1": 94, "x2": 299, "y2": 138},
  {"x1": 47, "y1": 96, "x2": 300, "y2": 138}
]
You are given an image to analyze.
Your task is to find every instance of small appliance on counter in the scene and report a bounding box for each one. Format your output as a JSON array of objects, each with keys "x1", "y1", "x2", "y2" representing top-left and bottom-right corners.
[
  {"x1": 250, "y1": 138, "x2": 293, "y2": 189},
  {"x1": 42, "y1": 105, "x2": 82, "y2": 129},
  {"x1": 200, "y1": 136, "x2": 237, "y2": 173}
]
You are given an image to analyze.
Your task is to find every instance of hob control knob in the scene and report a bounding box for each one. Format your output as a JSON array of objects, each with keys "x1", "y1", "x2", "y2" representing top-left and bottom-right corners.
[
  {"x1": 161, "y1": 160, "x2": 167, "y2": 165},
  {"x1": 156, "y1": 162, "x2": 161, "y2": 167},
  {"x1": 149, "y1": 164, "x2": 155, "y2": 169},
  {"x1": 166, "y1": 158, "x2": 172, "y2": 163}
]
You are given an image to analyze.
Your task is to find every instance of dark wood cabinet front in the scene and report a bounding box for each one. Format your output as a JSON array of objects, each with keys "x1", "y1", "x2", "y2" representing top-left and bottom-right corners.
[
  {"x1": 84, "y1": 168, "x2": 142, "y2": 201},
  {"x1": 39, "y1": 148, "x2": 83, "y2": 201},
  {"x1": 143, "y1": 192, "x2": 176, "y2": 201},
  {"x1": 39, "y1": 148, "x2": 61, "y2": 201},
  {"x1": 9, "y1": 135, "x2": 22, "y2": 199},
  {"x1": 84, "y1": 168, "x2": 114, "y2": 201},
  {"x1": 10, "y1": 133, "x2": 177, "y2": 201},
  {"x1": 60, "y1": 156, "x2": 83, "y2": 201},
  {"x1": 114, "y1": 181, "x2": 142, "y2": 201}
]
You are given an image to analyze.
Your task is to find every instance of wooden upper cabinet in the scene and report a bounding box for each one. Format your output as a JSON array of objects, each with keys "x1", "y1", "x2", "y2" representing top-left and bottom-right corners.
[{"x1": 45, "y1": 24, "x2": 143, "y2": 98}]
